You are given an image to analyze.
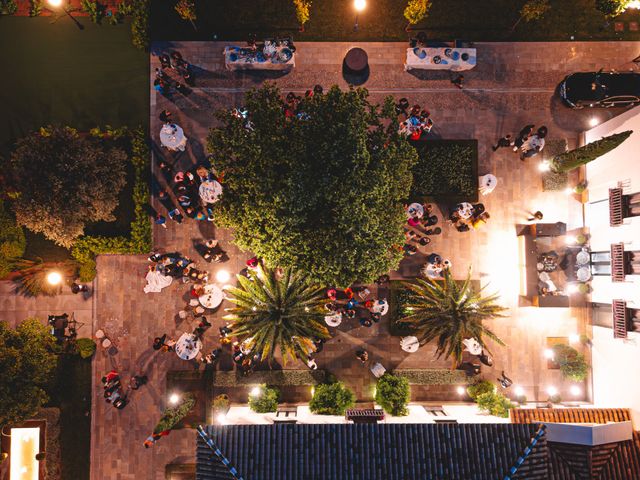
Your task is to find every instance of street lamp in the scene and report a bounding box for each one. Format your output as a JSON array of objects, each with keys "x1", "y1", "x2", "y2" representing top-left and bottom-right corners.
[
  {"x1": 353, "y1": 0, "x2": 366, "y2": 31},
  {"x1": 47, "y1": 271, "x2": 63, "y2": 286},
  {"x1": 46, "y1": 0, "x2": 84, "y2": 30},
  {"x1": 169, "y1": 393, "x2": 181, "y2": 405},
  {"x1": 215, "y1": 269, "x2": 231, "y2": 283}
]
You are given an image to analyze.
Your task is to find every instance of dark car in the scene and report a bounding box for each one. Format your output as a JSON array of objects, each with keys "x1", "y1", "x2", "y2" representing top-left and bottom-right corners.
[{"x1": 559, "y1": 71, "x2": 640, "y2": 108}]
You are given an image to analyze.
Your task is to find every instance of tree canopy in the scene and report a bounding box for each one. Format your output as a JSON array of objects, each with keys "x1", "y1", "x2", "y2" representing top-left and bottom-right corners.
[
  {"x1": 9, "y1": 126, "x2": 127, "y2": 248},
  {"x1": 0, "y1": 318, "x2": 59, "y2": 427},
  {"x1": 207, "y1": 84, "x2": 416, "y2": 286}
]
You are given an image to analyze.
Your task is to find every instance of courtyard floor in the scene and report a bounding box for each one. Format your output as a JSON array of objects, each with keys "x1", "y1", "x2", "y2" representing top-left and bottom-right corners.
[{"x1": 84, "y1": 41, "x2": 640, "y2": 479}]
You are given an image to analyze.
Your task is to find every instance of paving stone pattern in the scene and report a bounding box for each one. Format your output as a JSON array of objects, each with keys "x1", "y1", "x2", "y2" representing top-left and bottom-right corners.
[{"x1": 87, "y1": 42, "x2": 640, "y2": 479}]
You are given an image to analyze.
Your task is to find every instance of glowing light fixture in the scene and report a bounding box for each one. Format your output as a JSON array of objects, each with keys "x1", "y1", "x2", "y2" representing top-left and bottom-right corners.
[
  {"x1": 567, "y1": 283, "x2": 579, "y2": 294},
  {"x1": 250, "y1": 386, "x2": 262, "y2": 397},
  {"x1": 354, "y1": 0, "x2": 366, "y2": 11},
  {"x1": 589, "y1": 117, "x2": 599, "y2": 127},
  {"x1": 543, "y1": 348, "x2": 555, "y2": 360},
  {"x1": 514, "y1": 386, "x2": 524, "y2": 397},
  {"x1": 538, "y1": 161, "x2": 551, "y2": 172},
  {"x1": 47, "y1": 0, "x2": 63, "y2": 6},
  {"x1": 169, "y1": 393, "x2": 181, "y2": 405},
  {"x1": 570, "y1": 385, "x2": 582, "y2": 396},
  {"x1": 569, "y1": 333, "x2": 580, "y2": 344},
  {"x1": 547, "y1": 386, "x2": 558, "y2": 396},
  {"x1": 216, "y1": 413, "x2": 227, "y2": 424},
  {"x1": 47, "y1": 271, "x2": 62, "y2": 286},
  {"x1": 215, "y1": 269, "x2": 231, "y2": 283},
  {"x1": 456, "y1": 386, "x2": 465, "y2": 395},
  {"x1": 565, "y1": 235, "x2": 576, "y2": 245}
]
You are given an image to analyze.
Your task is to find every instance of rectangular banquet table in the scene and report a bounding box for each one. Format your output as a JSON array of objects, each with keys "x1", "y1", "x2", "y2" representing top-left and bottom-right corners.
[
  {"x1": 224, "y1": 46, "x2": 295, "y2": 71},
  {"x1": 404, "y1": 47, "x2": 477, "y2": 72}
]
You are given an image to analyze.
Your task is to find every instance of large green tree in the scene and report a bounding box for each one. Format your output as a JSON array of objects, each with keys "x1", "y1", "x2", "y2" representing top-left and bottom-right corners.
[
  {"x1": 0, "y1": 318, "x2": 59, "y2": 427},
  {"x1": 208, "y1": 84, "x2": 416, "y2": 286},
  {"x1": 551, "y1": 130, "x2": 632, "y2": 173},
  {"x1": 9, "y1": 126, "x2": 127, "y2": 248},
  {"x1": 401, "y1": 268, "x2": 506, "y2": 367},
  {"x1": 224, "y1": 263, "x2": 330, "y2": 365}
]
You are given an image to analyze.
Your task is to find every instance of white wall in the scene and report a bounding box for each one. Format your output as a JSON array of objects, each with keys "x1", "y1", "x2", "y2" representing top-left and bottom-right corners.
[{"x1": 591, "y1": 326, "x2": 640, "y2": 428}]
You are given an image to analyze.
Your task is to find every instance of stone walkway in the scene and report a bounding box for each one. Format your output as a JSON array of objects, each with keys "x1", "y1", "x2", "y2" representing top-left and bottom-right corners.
[{"x1": 87, "y1": 41, "x2": 640, "y2": 479}]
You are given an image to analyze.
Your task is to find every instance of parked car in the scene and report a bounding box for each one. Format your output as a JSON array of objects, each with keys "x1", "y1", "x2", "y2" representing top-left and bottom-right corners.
[{"x1": 559, "y1": 71, "x2": 640, "y2": 108}]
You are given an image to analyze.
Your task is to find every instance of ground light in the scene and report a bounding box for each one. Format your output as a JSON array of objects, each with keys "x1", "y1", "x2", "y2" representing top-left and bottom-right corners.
[
  {"x1": 564, "y1": 187, "x2": 574, "y2": 196},
  {"x1": 546, "y1": 386, "x2": 558, "y2": 397},
  {"x1": 543, "y1": 348, "x2": 554, "y2": 360},
  {"x1": 589, "y1": 117, "x2": 599, "y2": 127},
  {"x1": 46, "y1": 0, "x2": 62, "y2": 6},
  {"x1": 215, "y1": 269, "x2": 231, "y2": 283},
  {"x1": 46, "y1": 0, "x2": 84, "y2": 29},
  {"x1": 250, "y1": 386, "x2": 262, "y2": 397},
  {"x1": 456, "y1": 386, "x2": 465, "y2": 396},
  {"x1": 514, "y1": 386, "x2": 524, "y2": 397},
  {"x1": 538, "y1": 161, "x2": 551, "y2": 172},
  {"x1": 169, "y1": 393, "x2": 181, "y2": 405},
  {"x1": 570, "y1": 385, "x2": 582, "y2": 396},
  {"x1": 566, "y1": 283, "x2": 579, "y2": 294},
  {"x1": 46, "y1": 271, "x2": 62, "y2": 286},
  {"x1": 569, "y1": 333, "x2": 580, "y2": 344},
  {"x1": 216, "y1": 413, "x2": 227, "y2": 425},
  {"x1": 353, "y1": 0, "x2": 366, "y2": 31}
]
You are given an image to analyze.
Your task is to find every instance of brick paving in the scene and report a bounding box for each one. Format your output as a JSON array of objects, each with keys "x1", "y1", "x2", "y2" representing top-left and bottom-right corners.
[{"x1": 85, "y1": 41, "x2": 640, "y2": 479}]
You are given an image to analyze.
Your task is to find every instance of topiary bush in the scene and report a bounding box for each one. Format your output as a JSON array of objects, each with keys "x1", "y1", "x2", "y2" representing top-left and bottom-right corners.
[
  {"x1": 476, "y1": 391, "x2": 516, "y2": 418},
  {"x1": 309, "y1": 382, "x2": 355, "y2": 415},
  {"x1": 552, "y1": 344, "x2": 589, "y2": 381},
  {"x1": 75, "y1": 338, "x2": 96, "y2": 359},
  {"x1": 375, "y1": 374, "x2": 410, "y2": 416},
  {"x1": 466, "y1": 379, "x2": 496, "y2": 400},
  {"x1": 248, "y1": 385, "x2": 280, "y2": 413},
  {"x1": 551, "y1": 131, "x2": 632, "y2": 173}
]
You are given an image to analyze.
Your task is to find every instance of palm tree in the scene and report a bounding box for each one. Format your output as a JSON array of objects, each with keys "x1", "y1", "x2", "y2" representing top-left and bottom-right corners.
[
  {"x1": 224, "y1": 264, "x2": 330, "y2": 365},
  {"x1": 401, "y1": 268, "x2": 506, "y2": 367}
]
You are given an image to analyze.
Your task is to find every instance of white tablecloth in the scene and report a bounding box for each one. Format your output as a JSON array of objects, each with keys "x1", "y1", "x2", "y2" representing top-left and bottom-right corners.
[
  {"x1": 159, "y1": 124, "x2": 187, "y2": 151},
  {"x1": 457, "y1": 202, "x2": 474, "y2": 220},
  {"x1": 199, "y1": 284, "x2": 224, "y2": 309},
  {"x1": 175, "y1": 332, "x2": 202, "y2": 360},
  {"x1": 479, "y1": 174, "x2": 498, "y2": 195},
  {"x1": 407, "y1": 203, "x2": 424, "y2": 219},
  {"x1": 370, "y1": 300, "x2": 389, "y2": 316},
  {"x1": 400, "y1": 336, "x2": 420, "y2": 353},
  {"x1": 325, "y1": 314, "x2": 342, "y2": 327},
  {"x1": 224, "y1": 46, "x2": 295, "y2": 71},
  {"x1": 405, "y1": 47, "x2": 477, "y2": 72},
  {"x1": 199, "y1": 180, "x2": 223, "y2": 204},
  {"x1": 143, "y1": 269, "x2": 173, "y2": 293},
  {"x1": 462, "y1": 337, "x2": 482, "y2": 355}
]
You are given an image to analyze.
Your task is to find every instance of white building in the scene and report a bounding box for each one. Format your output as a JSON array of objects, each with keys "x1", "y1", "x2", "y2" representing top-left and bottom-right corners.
[{"x1": 583, "y1": 105, "x2": 640, "y2": 425}]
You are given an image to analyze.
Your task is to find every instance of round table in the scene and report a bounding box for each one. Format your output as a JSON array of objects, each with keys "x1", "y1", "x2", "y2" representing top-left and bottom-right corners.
[
  {"x1": 175, "y1": 332, "x2": 202, "y2": 360},
  {"x1": 479, "y1": 174, "x2": 498, "y2": 195},
  {"x1": 344, "y1": 47, "x2": 368, "y2": 73},
  {"x1": 325, "y1": 313, "x2": 342, "y2": 327},
  {"x1": 407, "y1": 203, "x2": 424, "y2": 219},
  {"x1": 160, "y1": 124, "x2": 187, "y2": 151},
  {"x1": 400, "y1": 336, "x2": 420, "y2": 353},
  {"x1": 199, "y1": 180, "x2": 223, "y2": 204},
  {"x1": 457, "y1": 202, "x2": 474, "y2": 220},
  {"x1": 198, "y1": 284, "x2": 224, "y2": 309},
  {"x1": 370, "y1": 299, "x2": 389, "y2": 316}
]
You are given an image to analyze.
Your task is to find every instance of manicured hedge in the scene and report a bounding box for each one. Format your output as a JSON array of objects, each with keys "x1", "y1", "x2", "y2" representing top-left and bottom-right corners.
[
  {"x1": 212, "y1": 369, "x2": 326, "y2": 387},
  {"x1": 394, "y1": 369, "x2": 469, "y2": 385},
  {"x1": 71, "y1": 128, "x2": 151, "y2": 281},
  {"x1": 410, "y1": 139, "x2": 478, "y2": 203}
]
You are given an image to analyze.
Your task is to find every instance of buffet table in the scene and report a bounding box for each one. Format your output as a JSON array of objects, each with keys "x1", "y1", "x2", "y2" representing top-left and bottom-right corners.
[
  {"x1": 224, "y1": 45, "x2": 295, "y2": 71},
  {"x1": 405, "y1": 47, "x2": 477, "y2": 72}
]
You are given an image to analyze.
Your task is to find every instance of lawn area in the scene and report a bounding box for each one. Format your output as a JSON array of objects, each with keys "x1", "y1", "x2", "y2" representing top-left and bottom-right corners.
[
  {"x1": 0, "y1": 17, "x2": 148, "y2": 154},
  {"x1": 150, "y1": 0, "x2": 640, "y2": 42},
  {"x1": 47, "y1": 355, "x2": 92, "y2": 480}
]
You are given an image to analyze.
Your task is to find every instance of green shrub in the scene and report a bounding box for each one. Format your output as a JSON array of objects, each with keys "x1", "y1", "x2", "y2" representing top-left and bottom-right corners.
[
  {"x1": 552, "y1": 344, "x2": 589, "y2": 381},
  {"x1": 375, "y1": 374, "x2": 410, "y2": 416},
  {"x1": 248, "y1": 385, "x2": 280, "y2": 413},
  {"x1": 548, "y1": 393, "x2": 562, "y2": 404},
  {"x1": 81, "y1": 0, "x2": 106, "y2": 23},
  {"x1": 309, "y1": 382, "x2": 355, "y2": 415},
  {"x1": 551, "y1": 131, "x2": 632, "y2": 173},
  {"x1": 394, "y1": 369, "x2": 468, "y2": 385},
  {"x1": 595, "y1": 0, "x2": 630, "y2": 17},
  {"x1": 404, "y1": 0, "x2": 430, "y2": 25},
  {"x1": 212, "y1": 394, "x2": 230, "y2": 416},
  {"x1": 0, "y1": 0, "x2": 17, "y2": 15},
  {"x1": 212, "y1": 369, "x2": 326, "y2": 387},
  {"x1": 28, "y1": 0, "x2": 43, "y2": 16},
  {"x1": 466, "y1": 380, "x2": 496, "y2": 400},
  {"x1": 153, "y1": 393, "x2": 195, "y2": 434},
  {"x1": 411, "y1": 140, "x2": 478, "y2": 202},
  {"x1": 476, "y1": 391, "x2": 516, "y2": 418},
  {"x1": 130, "y1": 0, "x2": 149, "y2": 50},
  {"x1": 0, "y1": 200, "x2": 26, "y2": 279},
  {"x1": 75, "y1": 338, "x2": 96, "y2": 359},
  {"x1": 293, "y1": 0, "x2": 311, "y2": 27}
]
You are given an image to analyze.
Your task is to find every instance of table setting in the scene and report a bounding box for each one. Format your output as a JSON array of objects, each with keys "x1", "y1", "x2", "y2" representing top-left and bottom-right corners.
[
  {"x1": 405, "y1": 47, "x2": 477, "y2": 72},
  {"x1": 175, "y1": 332, "x2": 202, "y2": 360},
  {"x1": 224, "y1": 39, "x2": 296, "y2": 71},
  {"x1": 159, "y1": 123, "x2": 187, "y2": 151},
  {"x1": 198, "y1": 283, "x2": 224, "y2": 309},
  {"x1": 199, "y1": 180, "x2": 223, "y2": 204},
  {"x1": 400, "y1": 336, "x2": 420, "y2": 353},
  {"x1": 406, "y1": 202, "x2": 424, "y2": 219}
]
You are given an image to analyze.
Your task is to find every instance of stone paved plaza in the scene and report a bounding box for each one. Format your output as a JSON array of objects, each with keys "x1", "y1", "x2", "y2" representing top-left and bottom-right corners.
[{"x1": 74, "y1": 40, "x2": 640, "y2": 478}]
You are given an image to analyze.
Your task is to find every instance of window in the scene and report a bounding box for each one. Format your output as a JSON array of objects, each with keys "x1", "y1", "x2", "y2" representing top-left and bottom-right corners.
[
  {"x1": 609, "y1": 188, "x2": 640, "y2": 226},
  {"x1": 590, "y1": 251, "x2": 611, "y2": 276}
]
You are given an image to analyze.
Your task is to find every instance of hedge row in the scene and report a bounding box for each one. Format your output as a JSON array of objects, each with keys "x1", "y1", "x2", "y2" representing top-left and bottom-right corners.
[
  {"x1": 394, "y1": 369, "x2": 469, "y2": 385},
  {"x1": 212, "y1": 370, "x2": 327, "y2": 387},
  {"x1": 71, "y1": 128, "x2": 151, "y2": 281}
]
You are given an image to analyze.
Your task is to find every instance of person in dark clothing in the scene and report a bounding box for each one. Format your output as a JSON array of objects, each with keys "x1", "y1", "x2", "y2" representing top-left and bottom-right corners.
[
  {"x1": 356, "y1": 349, "x2": 369, "y2": 363},
  {"x1": 528, "y1": 210, "x2": 544, "y2": 221},
  {"x1": 451, "y1": 74, "x2": 464, "y2": 89},
  {"x1": 159, "y1": 109, "x2": 172, "y2": 124},
  {"x1": 497, "y1": 371, "x2": 513, "y2": 388},
  {"x1": 153, "y1": 334, "x2": 168, "y2": 351},
  {"x1": 513, "y1": 124, "x2": 534, "y2": 151},
  {"x1": 313, "y1": 84, "x2": 324, "y2": 95},
  {"x1": 159, "y1": 54, "x2": 171, "y2": 69},
  {"x1": 492, "y1": 134, "x2": 512, "y2": 151}
]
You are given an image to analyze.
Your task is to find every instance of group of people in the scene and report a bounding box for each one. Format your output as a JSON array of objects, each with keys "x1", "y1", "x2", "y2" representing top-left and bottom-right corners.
[
  {"x1": 492, "y1": 124, "x2": 548, "y2": 160},
  {"x1": 449, "y1": 202, "x2": 491, "y2": 232},
  {"x1": 422, "y1": 253, "x2": 451, "y2": 279},
  {"x1": 154, "y1": 50, "x2": 195, "y2": 97},
  {"x1": 102, "y1": 370, "x2": 128, "y2": 410},
  {"x1": 282, "y1": 85, "x2": 324, "y2": 119},
  {"x1": 148, "y1": 252, "x2": 209, "y2": 283},
  {"x1": 396, "y1": 99, "x2": 434, "y2": 140},
  {"x1": 403, "y1": 203, "x2": 441, "y2": 256},
  {"x1": 325, "y1": 287, "x2": 387, "y2": 328},
  {"x1": 155, "y1": 160, "x2": 219, "y2": 226}
]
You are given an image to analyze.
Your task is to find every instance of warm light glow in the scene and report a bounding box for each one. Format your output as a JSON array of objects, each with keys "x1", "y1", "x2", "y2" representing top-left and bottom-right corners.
[
  {"x1": 215, "y1": 269, "x2": 231, "y2": 283},
  {"x1": 538, "y1": 161, "x2": 551, "y2": 172},
  {"x1": 514, "y1": 386, "x2": 524, "y2": 397},
  {"x1": 216, "y1": 413, "x2": 227, "y2": 424},
  {"x1": 310, "y1": 386, "x2": 315, "y2": 396},
  {"x1": 169, "y1": 393, "x2": 180, "y2": 405},
  {"x1": 47, "y1": 0, "x2": 63, "y2": 6},
  {"x1": 547, "y1": 386, "x2": 558, "y2": 396},
  {"x1": 354, "y1": 0, "x2": 366, "y2": 11},
  {"x1": 47, "y1": 271, "x2": 62, "y2": 286},
  {"x1": 570, "y1": 385, "x2": 582, "y2": 396},
  {"x1": 456, "y1": 386, "x2": 465, "y2": 395},
  {"x1": 543, "y1": 348, "x2": 555, "y2": 360},
  {"x1": 565, "y1": 235, "x2": 576, "y2": 245},
  {"x1": 589, "y1": 117, "x2": 599, "y2": 127},
  {"x1": 250, "y1": 386, "x2": 262, "y2": 397},
  {"x1": 569, "y1": 333, "x2": 580, "y2": 344},
  {"x1": 564, "y1": 187, "x2": 574, "y2": 196},
  {"x1": 10, "y1": 428, "x2": 40, "y2": 480},
  {"x1": 629, "y1": 0, "x2": 640, "y2": 8},
  {"x1": 567, "y1": 283, "x2": 579, "y2": 294}
]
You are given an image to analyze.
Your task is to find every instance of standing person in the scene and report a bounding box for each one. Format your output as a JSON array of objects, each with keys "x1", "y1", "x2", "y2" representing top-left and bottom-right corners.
[
  {"x1": 355, "y1": 349, "x2": 368, "y2": 363},
  {"x1": 528, "y1": 211, "x2": 544, "y2": 221},
  {"x1": 168, "y1": 208, "x2": 183, "y2": 224},
  {"x1": 471, "y1": 212, "x2": 490, "y2": 230},
  {"x1": 306, "y1": 356, "x2": 318, "y2": 370},
  {"x1": 451, "y1": 74, "x2": 464, "y2": 89},
  {"x1": 492, "y1": 134, "x2": 512, "y2": 151},
  {"x1": 513, "y1": 124, "x2": 534, "y2": 152},
  {"x1": 159, "y1": 109, "x2": 172, "y2": 124},
  {"x1": 155, "y1": 214, "x2": 167, "y2": 229}
]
